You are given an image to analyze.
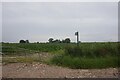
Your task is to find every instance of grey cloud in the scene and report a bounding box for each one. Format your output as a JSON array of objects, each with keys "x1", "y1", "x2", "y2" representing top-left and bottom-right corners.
[
  {"x1": 0, "y1": 3, "x2": 2, "y2": 42},
  {"x1": 2, "y1": 2, "x2": 118, "y2": 42}
]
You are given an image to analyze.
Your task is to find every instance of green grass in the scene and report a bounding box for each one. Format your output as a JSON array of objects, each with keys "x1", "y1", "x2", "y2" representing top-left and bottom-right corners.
[
  {"x1": 49, "y1": 42, "x2": 119, "y2": 69},
  {"x1": 2, "y1": 43, "x2": 69, "y2": 54},
  {"x1": 50, "y1": 54, "x2": 119, "y2": 69},
  {"x1": 2, "y1": 56, "x2": 41, "y2": 64},
  {"x1": 65, "y1": 43, "x2": 119, "y2": 57},
  {"x1": 2, "y1": 42, "x2": 120, "y2": 69}
]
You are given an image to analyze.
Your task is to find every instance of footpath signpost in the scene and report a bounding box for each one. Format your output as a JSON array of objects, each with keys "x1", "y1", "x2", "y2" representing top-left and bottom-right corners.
[{"x1": 75, "y1": 31, "x2": 79, "y2": 46}]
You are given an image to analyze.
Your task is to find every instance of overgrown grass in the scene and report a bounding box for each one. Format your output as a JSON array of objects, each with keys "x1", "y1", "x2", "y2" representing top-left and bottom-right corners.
[
  {"x1": 0, "y1": 43, "x2": 2, "y2": 52},
  {"x1": 2, "y1": 42, "x2": 120, "y2": 69},
  {"x1": 50, "y1": 42, "x2": 119, "y2": 69},
  {"x1": 50, "y1": 54, "x2": 119, "y2": 69},
  {"x1": 65, "y1": 42, "x2": 119, "y2": 57}
]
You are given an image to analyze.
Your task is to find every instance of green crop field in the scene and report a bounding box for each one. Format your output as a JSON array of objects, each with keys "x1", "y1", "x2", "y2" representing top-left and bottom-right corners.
[{"x1": 1, "y1": 42, "x2": 120, "y2": 69}]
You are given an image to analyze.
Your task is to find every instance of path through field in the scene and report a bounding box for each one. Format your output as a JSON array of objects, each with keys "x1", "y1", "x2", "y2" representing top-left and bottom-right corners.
[{"x1": 2, "y1": 63, "x2": 119, "y2": 78}]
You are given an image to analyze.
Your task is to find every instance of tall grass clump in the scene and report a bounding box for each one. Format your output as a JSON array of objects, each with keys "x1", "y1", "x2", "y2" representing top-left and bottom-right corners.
[
  {"x1": 65, "y1": 45, "x2": 83, "y2": 57},
  {"x1": 64, "y1": 42, "x2": 119, "y2": 58},
  {"x1": 50, "y1": 42, "x2": 119, "y2": 69},
  {"x1": 51, "y1": 54, "x2": 119, "y2": 69}
]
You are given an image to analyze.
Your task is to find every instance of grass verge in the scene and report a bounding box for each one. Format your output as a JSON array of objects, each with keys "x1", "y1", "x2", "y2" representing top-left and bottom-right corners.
[{"x1": 50, "y1": 54, "x2": 119, "y2": 69}]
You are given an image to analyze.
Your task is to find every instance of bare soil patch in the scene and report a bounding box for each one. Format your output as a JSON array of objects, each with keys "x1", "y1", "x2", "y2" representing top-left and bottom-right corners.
[{"x1": 2, "y1": 63, "x2": 119, "y2": 78}]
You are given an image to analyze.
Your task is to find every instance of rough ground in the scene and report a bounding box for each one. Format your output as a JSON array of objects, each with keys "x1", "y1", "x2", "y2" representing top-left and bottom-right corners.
[{"x1": 2, "y1": 63, "x2": 119, "y2": 78}]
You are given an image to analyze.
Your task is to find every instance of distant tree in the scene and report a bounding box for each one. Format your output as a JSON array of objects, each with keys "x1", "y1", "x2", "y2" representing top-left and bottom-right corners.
[
  {"x1": 48, "y1": 38, "x2": 71, "y2": 43},
  {"x1": 61, "y1": 40, "x2": 65, "y2": 43},
  {"x1": 26, "y1": 40, "x2": 29, "y2": 43},
  {"x1": 37, "y1": 42, "x2": 39, "y2": 43},
  {"x1": 64, "y1": 38, "x2": 71, "y2": 43},
  {"x1": 53, "y1": 39, "x2": 60, "y2": 43},
  {"x1": 48, "y1": 38, "x2": 54, "y2": 43},
  {"x1": 1, "y1": 42, "x2": 4, "y2": 43},
  {"x1": 58, "y1": 39, "x2": 61, "y2": 43},
  {"x1": 19, "y1": 40, "x2": 26, "y2": 43}
]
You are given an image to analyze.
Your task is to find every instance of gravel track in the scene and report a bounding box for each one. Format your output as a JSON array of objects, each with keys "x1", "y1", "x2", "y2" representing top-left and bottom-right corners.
[{"x1": 2, "y1": 63, "x2": 119, "y2": 78}]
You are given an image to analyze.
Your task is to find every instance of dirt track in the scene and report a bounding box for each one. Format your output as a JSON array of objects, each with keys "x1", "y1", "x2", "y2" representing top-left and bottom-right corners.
[{"x1": 2, "y1": 63, "x2": 119, "y2": 78}]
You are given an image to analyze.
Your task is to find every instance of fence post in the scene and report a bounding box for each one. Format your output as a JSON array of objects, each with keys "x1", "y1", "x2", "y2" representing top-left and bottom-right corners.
[{"x1": 75, "y1": 31, "x2": 79, "y2": 46}]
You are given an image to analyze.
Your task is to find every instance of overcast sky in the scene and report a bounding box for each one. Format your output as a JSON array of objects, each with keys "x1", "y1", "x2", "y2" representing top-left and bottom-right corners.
[
  {"x1": 0, "y1": 2, "x2": 2, "y2": 42},
  {"x1": 2, "y1": 2, "x2": 118, "y2": 43}
]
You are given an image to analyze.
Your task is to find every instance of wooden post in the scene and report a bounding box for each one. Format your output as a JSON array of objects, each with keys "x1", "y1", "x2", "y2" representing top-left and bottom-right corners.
[{"x1": 75, "y1": 31, "x2": 79, "y2": 46}]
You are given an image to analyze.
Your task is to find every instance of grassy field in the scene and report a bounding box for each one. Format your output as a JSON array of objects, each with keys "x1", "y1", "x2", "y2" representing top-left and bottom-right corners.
[{"x1": 1, "y1": 42, "x2": 120, "y2": 69}]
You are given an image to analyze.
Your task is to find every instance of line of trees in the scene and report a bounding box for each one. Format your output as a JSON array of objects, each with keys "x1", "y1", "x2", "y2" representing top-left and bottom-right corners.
[
  {"x1": 48, "y1": 38, "x2": 71, "y2": 43},
  {"x1": 19, "y1": 38, "x2": 71, "y2": 43}
]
